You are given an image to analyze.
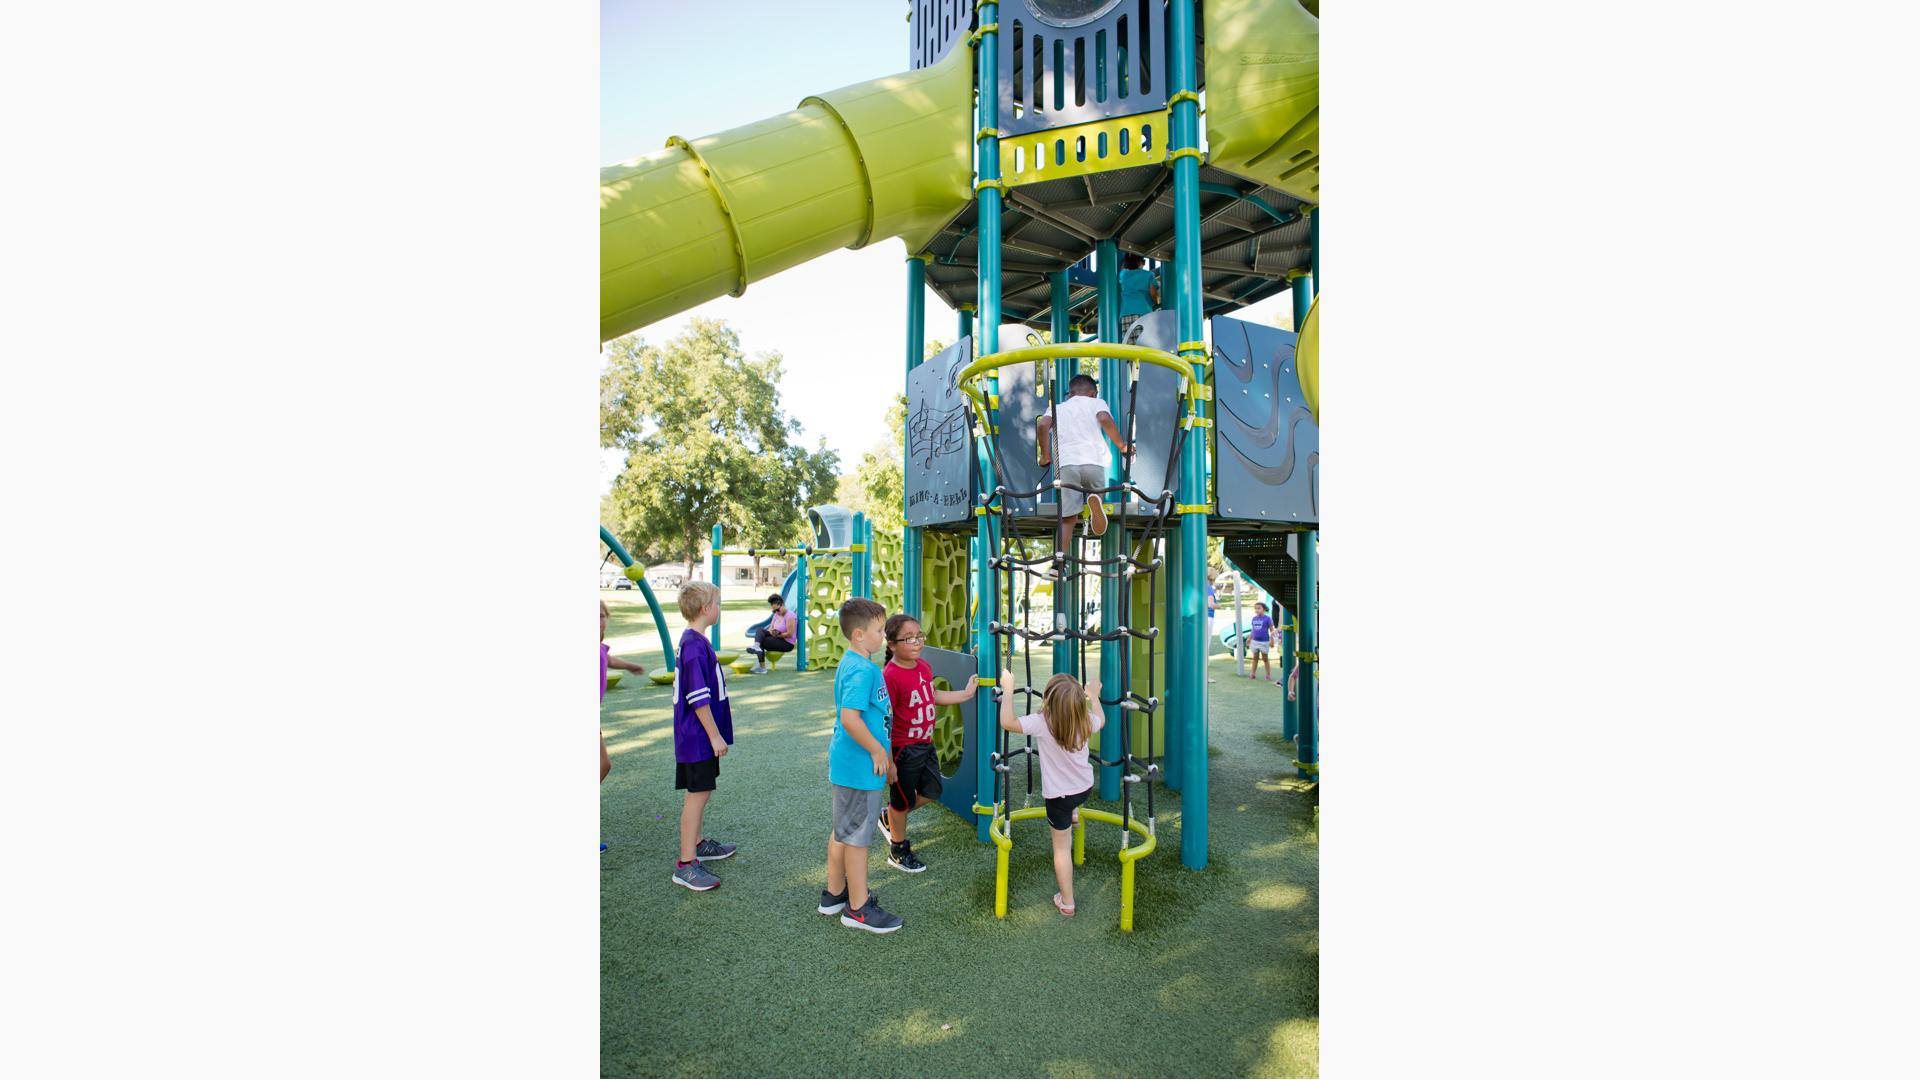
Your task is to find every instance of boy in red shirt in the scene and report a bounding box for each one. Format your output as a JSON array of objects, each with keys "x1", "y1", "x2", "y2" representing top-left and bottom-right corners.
[{"x1": 878, "y1": 614, "x2": 976, "y2": 872}]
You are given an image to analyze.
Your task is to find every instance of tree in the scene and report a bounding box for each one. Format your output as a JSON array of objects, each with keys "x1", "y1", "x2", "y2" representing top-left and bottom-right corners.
[{"x1": 600, "y1": 318, "x2": 840, "y2": 576}]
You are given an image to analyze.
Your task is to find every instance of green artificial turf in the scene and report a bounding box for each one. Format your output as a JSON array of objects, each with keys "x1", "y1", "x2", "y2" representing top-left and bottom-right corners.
[{"x1": 601, "y1": 594, "x2": 1318, "y2": 1078}]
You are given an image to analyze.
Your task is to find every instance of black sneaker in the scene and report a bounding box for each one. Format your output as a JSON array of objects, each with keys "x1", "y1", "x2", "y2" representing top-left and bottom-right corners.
[
  {"x1": 887, "y1": 842, "x2": 927, "y2": 874},
  {"x1": 841, "y1": 896, "x2": 904, "y2": 934},
  {"x1": 818, "y1": 888, "x2": 879, "y2": 916}
]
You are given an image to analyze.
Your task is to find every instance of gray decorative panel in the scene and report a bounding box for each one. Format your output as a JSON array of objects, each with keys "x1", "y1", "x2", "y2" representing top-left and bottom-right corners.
[
  {"x1": 1211, "y1": 314, "x2": 1319, "y2": 527},
  {"x1": 910, "y1": 0, "x2": 974, "y2": 70},
  {"x1": 920, "y1": 645, "x2": 979, "y2": 818},
  {"x1": 905, "y1": 337, "x2": 975, "y2": 528},
  {"x1": 998, "y1": 0, "x2": 1168, "y2": 136},
  {"x1": 1110, "y1": 309, "x2": 1182, "y2": 510}
]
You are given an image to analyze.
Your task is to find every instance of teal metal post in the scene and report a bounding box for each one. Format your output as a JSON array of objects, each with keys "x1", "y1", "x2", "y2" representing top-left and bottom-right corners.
[
  {"x1": 1295, "y1": 534, "x2": 1317, "y2": 779},
  {"x1": 903, "y1": 255, "x2": 928, "y2": 619},
  {"x1": 1048, "y1": 269, "x2": 1076, "y2": 680},
  {"x1": 1169, "y1": 0, "x2": 1211, "y2": 869},
  {"x1": 1290, "y1": 269, "x2": 1315, "y2": 330},
  {"x1": 709, "y1": 524, "x2": 724, "y2": 650},
  {"x1": 600, "y1": 525, "x2": 675, "y2": 673},
  {"x1": 1280, "y1": 603, "x2": 1298, "y2": 740},
  {"x1": 1310, "y1": 207, "x2": 1320, "y2": 289},
  {"x1": 1095, "y1": 238, "x2": 1124, "y2": 802},
  {"x1": 971, "y1": 5, "x2": 1005, "y2": 843},
  {"x1": 958, "y1": 303, "x2": 975, "y2": 345},
  {"x1": 795, "y1": 550, "x2": 810, "y2": 672},
  {"x1": 1162, "y1": 529, "x2": 1183, "y2": 793},
  {"x1": 851, "y1": 511, "x2": 868, "y2": 598}
]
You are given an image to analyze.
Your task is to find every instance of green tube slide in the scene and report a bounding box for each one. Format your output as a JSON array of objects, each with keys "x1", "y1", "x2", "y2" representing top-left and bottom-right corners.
[
  {"x1": 600, "y1": 48, "x2": 975, "y2": 342},
  {"x1": 1204, "y1": 0, "x2": 1320, "y2": 203}
]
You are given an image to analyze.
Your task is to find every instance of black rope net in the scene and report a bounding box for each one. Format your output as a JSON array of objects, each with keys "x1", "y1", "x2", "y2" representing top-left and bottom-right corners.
[{"x1": 970, "y1": 352, "x2": 1187, "y2": 844}]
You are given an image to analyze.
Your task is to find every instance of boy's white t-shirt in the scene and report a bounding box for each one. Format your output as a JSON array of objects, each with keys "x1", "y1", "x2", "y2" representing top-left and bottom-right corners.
[{"x1": 1043, "y1": 395, "x2": 1113, "y2": 467}]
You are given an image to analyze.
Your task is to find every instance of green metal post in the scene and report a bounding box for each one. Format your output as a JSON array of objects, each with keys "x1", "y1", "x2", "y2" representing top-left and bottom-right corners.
[
  {"x1": 972, "y1": 5, "x2": 1005, "y2": 843},
  {"x1": 904, "y1": 255, "x2": 927, "y2": 619},
  {"x1": 1095, "y1": 238, "x2": 1123, "y2": 802},
  {"x1": 1170, "y1": 0, "x2": 1211, "y2": 870},
  {"x1": 1048, "y1": 269, "x2": 1076, "y2": 680},
  {"x1": 1295, "y1": 533, "x2": 1317, "y2": 780},
  {"x1": 851, "y1": 511, "x2": 868, "y2": 598},
  {"x1": 709, "y1": 524, "x2": 723, "y2": 651},
  {"x1": 958, "y1": 303, "x2": 975, "y2": 345},
  {"x1": 1162, "y1": 529, "x2": 1183, "y2": 792},
  {"x1": 795, "y1": 550, "x2": 809, "y2": 672}
]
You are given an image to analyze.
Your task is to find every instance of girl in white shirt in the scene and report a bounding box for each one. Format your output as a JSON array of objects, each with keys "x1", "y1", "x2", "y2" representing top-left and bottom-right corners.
[{"x1": 999, "y1": 667, "x2": 1105, "y2": 916}]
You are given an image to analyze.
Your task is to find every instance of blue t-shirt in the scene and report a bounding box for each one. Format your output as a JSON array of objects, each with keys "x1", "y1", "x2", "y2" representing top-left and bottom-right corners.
[
  {"x1": 829, "y1": 652, "x2": 892, "y2": 790},
  {"x1": 1118, "y1": 267, "x2": 1157, "y2": 317},
  {"x1": 1249, "y1": 613, "x2": 1273, "y2": 643},
  {"x1": 672, "y1": 628, "x2": 733, "y2": 763}
]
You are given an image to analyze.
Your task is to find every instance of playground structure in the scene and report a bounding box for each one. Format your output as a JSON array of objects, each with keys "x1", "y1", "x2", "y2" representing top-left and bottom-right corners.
[
  {"x1": 601, "y1": 0, "x2": 1319, "y2": 928},
  {"x1": 600, "y1": 525, "x2": 679, "y2": 686}
]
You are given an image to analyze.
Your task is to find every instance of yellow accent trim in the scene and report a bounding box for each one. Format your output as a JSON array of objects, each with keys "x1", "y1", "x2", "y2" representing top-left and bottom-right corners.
[
  {"x1": 909, "y1": 253, "x2": 933, "y2": 264},
  {"x1": 1169, "y1": 146, "x2": 1205, "y2": 165},
  {"x1": 974, "y1": 506, "x2": 989, "y2": 516},
  {"x1": 987, "y1": 393, "x2": 1000, "y2": 409},
  {"x1": 975, "y1": 178, "x2": 1009, "y2": 194},
  {"x1": 1296, "y1": 650, "x2": 1318, "y2": 663},
  {"x1": 848, "y1": 543, "x2": 867, "y2": 553},
  {"x1": 1177, "y1": 340, "x2": 1207, "y2": 354},
  {"x1": 958, "y1": 303, "x2": 977, "y2": 312},
  {"x1": 1189, "y1": 383, "x2": 1213, "y2": 401},
  {"x1": 997, "y1": 109, "x2": 1170, "y2": 189},
  {"x1": 972, "y1": 802, "x2": 1153, "y2": 931},
  {"x1": 976, "y1": 677, "x2": 997, "y2": 686},
  {"x1": 975, "y1": 127, "x2": 1002, "y2": 141},
  {"x1": 1167, "y1": 90, "x2": 1201, "y2": 108},
  {"x1": 1293, "y1": 760, "x2": 1320, "y2": 775},
  {"x1": 1181, "y1": 416, "x2": 1214, "y2": 429},
  {"x1": 1177, "y1": 503, "x2": 1214, "y2": 515},
  {"x1": 968, "y1": 22, "x2": 999, "y2": 45},
  {"x1": 1285, "y1": 267, "x2": 1311, "y2": 280}
]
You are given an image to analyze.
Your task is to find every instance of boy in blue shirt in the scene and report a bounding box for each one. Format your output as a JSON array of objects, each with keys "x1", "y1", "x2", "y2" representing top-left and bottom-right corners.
[
  {"x1": 817, "y1": 597, "x2": 904, "y2": 934},
  {"x1": 1117, "y1": 253, "x2": 1160, "y2": 340},
  {"x1": 669, "y1": 581, "x2": 739, "y2": 891},
  {"x1": 1247, "y1": 601, "x2": 1274, "y2": 682}
]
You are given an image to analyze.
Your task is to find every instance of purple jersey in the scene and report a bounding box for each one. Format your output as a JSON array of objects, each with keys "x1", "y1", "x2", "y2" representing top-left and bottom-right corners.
[
  {"x1": 600, "y1": 643, "x2": 610, "y2": 702},
  {"x1": 672, "y1": 628, "x2": 733, "y2": 762},
  {"x1": 1249, "y1": 614, "x2": 1273, "y2": 643}
]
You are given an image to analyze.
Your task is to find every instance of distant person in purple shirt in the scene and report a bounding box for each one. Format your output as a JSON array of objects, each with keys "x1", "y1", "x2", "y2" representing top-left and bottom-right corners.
[
  {"x1": 1246, "y1": 601, "x2": 1274, "y2": 682},
  {"x1": 668, "y1": 582, "x2": 739, "y2": 892},
  {"x1": 600, "y1": 600, "x2": 648, "y2": 784}
]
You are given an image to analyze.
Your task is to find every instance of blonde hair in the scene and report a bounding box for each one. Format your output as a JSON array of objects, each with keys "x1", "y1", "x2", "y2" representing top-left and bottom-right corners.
[
  {"x1": 1041, "y1": 673, "x2": 1092, "y2": 752},
  {"x1": 678, "y1": 581, "x2": 720, "y2": 620}
]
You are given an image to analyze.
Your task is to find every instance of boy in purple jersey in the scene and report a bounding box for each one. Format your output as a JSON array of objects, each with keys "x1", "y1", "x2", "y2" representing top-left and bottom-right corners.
[{"x1": 669, "y1": 582, "x2": 738, "y2": 891}]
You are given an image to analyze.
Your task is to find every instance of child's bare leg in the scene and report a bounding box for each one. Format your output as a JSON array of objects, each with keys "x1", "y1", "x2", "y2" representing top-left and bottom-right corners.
[
  {"x1": 826, "y1": 835, "x2": 847, "y2": 895},
  {"x1": 1055, "y1": 517, "x2": 1076, "y2": 570},
  {"x1": 885, "y1": 805, "x2": 907, "y2": 843},
  {"x1": 678, "y1": 790, "x2": 710, "y2": 862},
  {"x1": 600, "y1": 733, "x2": 611, "y2": 781},
  {"x1": 845, "y1": 843, "x2": 872, "y2": 909},
  {"x1": 1050, "y1": 825, "x2": 1075, "y2": 909}
]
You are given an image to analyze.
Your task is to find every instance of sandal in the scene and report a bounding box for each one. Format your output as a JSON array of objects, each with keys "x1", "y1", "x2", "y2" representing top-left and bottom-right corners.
[{"x1": 1053, "y1": 892, "x2": 1076, "y2": 917}]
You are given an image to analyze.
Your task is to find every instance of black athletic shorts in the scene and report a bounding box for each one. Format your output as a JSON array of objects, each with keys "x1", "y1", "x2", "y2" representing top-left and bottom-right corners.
[
  {"x1": 1044, "y1": 786, "x2": 1091, "y2": 831},
  {"x1": 675, "y1": 757, "x2": 720, "y2": 793},
  {"x1": 889, "y1": 742, "x2": 943, "y2": 811}
]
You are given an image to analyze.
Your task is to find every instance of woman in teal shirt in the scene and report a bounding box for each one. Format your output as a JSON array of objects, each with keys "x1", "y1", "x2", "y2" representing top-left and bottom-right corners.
[{"x1": 1117, "y1": 253, "x2": 1160, "y2": 339}]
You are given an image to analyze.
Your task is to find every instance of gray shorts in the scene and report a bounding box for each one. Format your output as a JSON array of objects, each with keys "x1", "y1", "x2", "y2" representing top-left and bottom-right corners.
[
  {"x1": 831, "y1": 784, "x2": 885, "y2": 847},
  {"x1": 1057, "y1": 463, "x2": 1107, "y2": 517}
]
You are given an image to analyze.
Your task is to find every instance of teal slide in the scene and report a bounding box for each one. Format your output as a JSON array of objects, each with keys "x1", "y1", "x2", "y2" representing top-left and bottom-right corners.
[{"x1": 743, "y1": 566, "x2": 803, "y2": 643}]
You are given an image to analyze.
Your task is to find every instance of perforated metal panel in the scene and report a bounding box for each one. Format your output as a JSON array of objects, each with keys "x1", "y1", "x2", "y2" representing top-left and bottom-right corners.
[
  {"x1": 910, "y1": 0, "x2": 974, "y2": 69},
  {"x1": 997, "y1": 0, "x2": 1168, "y2": 137}
]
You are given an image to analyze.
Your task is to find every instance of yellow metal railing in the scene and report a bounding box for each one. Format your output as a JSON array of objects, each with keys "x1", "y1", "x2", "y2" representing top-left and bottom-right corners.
[{"x1": 972, "y1": 801, "x2": 1157, "y2": 931}]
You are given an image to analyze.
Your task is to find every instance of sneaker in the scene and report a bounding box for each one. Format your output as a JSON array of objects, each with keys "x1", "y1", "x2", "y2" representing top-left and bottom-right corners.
[
  {"x1": 888, "y1": 843, "x2": 927, "y2": 874},
  {"x1": 1087, "y1": 495, "x2": 1108, "y2": 537},
  {"x1": 600, "y1": 842, "x2": 608, "y2": 853},
  {"x1": 752, "y1": 665, "x2": 768, "y2": 675},
  {"x1": 693, "y1": 838, "x2": 737, "y2": 862},
  {"x1": 672, "y1": 861, "x2": 721, "y2": 891},
  {"x1": 841, "y1": 896, "x2": 904, "y2": 934},
  {"x1": 818, "y1": 888, "x2": 879, "y2": 915},
  {"x1": 878, "y1": 806, "x2": 897, "y2": 844}
]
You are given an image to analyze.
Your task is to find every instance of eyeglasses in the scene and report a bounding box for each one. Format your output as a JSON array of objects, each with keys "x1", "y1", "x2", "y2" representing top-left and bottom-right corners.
[{"x1": 890, "y1": 633, "x2": 926, "y2": 644}]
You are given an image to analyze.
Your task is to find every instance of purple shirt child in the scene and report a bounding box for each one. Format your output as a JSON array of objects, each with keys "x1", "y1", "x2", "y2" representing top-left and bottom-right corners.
[
  {"x1": 672, "y1": 627, "x2": 734, "y2": 761},
  {"x1": 601, "y1": 643, "x2": 610, "y2": 701},
  {"x1": 1249, "y1": 613, "x2": 1273, "y2": 644}
]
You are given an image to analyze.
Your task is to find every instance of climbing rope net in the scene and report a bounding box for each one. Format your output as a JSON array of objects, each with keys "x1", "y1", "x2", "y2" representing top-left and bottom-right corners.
[{"x1": 963, "y1": 343, "x2": 1192, "y2": 849}]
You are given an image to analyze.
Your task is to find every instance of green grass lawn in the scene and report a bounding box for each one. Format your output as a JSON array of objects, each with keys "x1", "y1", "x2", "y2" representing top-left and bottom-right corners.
[{"x1": 600, "y1": 604, "x2": 1318, "y2": 1078}]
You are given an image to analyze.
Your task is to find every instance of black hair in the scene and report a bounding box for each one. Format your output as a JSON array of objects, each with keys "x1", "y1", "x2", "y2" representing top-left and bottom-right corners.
[
  {"x1": 1068, "y1": 373, "x2": 1097, "y2": 394},
  {"x1": 1123, "y1": 253, "x2": 1145, "y2": 269},
  {"x1": 883, "y1": 612, "x2": 920, "y2": 664},
  {"x1": 767, "y1": 593, "x2": 784, "y2": 606}
]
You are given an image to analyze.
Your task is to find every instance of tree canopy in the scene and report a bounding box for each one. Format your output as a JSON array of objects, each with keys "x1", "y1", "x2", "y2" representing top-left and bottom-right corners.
[{"x1": 601, "y1": 319, "x2": 839, "y2": 571}]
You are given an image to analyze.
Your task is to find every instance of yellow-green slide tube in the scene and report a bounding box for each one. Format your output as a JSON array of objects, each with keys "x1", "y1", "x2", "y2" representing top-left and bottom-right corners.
[
  {"x1": 600, "y1": 48, "x2": 974, "y2": 342},
  {"x1": 1203, "y1": 0, "x2": 1320, "y2": 203}
]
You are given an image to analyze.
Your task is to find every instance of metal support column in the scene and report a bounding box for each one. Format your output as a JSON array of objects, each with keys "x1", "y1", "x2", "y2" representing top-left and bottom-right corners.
[
  {"x1": 795, "y1": 550, "x2": 810, "y2": 672},
  {"x1": 958, "y1": 303, "x2": 975, "y2": 345},
  {"x1": 709, "y1": 524, "x2": 724, "y2": 650},
  {"x1": 1048, "y1": 269, "x2": 1076, "y2": 680},
  {"x1": 1295, "y1": 533, "x2": 1317, "y2": 780},
  {"x1": 971, "y1": 6, "x2": 1005, "y2": 843},
  {"x1": 1170, "y1": 0, "x2": 1211, "y2": 869},
  {"x1": 1281, "y1": 603, "x2": 1299, "y2": 740},
  {"x1": 1290, "y1": 268, "x2": 1315, "y2": 330},
  {"x1": 1095, "y1": 238, "x2": 1124, "y2": 802},
  {"x1": 903, "y1": 255, "x2": 928, "y2": 619}
]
